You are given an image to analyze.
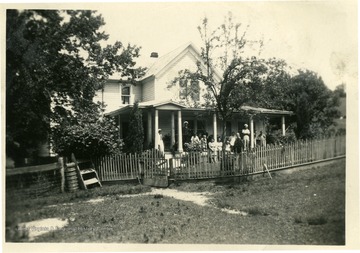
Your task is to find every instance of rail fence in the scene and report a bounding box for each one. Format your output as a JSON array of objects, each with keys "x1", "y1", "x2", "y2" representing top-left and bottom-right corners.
[
  {"x1": 93, "y1": 135, "x2": 345, "y2": 181},
  {"x1": 6, "y1": 162, "x2": 63, "y2": 198}
]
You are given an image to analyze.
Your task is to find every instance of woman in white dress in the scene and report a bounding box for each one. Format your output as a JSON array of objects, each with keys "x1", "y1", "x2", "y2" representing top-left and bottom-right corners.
[{"x1": 156, "y1": 129, "x2": 164, "y2": 153}]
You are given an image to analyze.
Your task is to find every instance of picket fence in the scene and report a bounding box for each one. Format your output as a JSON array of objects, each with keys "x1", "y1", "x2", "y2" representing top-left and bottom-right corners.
[
  {"x1": 93, "y1": 149, "x2": 168, "y2": 181},
  {"x1": 93, "y1": 135, "x2": 346, "y2": 182}
]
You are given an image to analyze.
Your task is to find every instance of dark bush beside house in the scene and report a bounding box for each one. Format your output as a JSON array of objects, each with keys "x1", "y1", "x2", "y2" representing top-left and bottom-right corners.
[
  {"x1": 52, "y1": 106, "x2": 121, "y2": 158},
  {"x1": 124, "y1": 101, "x2": 144, "y2": 154}
]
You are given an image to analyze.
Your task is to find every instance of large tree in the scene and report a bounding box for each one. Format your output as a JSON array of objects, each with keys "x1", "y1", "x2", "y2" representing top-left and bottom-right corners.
[
  {"x1": 286, "y1": 70, "x2": 341, "y2": 139},
  {"x1": 173, "y1": 13, "x2": 264, "y2": 147},
  {"x1": 6, "y1": 10, "x2": 145, "y2": 160}
]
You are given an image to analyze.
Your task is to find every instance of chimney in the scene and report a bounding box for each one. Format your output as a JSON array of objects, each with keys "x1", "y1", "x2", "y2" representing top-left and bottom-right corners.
[{"x1": 150, "y1": 52, "x2": 158, "y2": 58}]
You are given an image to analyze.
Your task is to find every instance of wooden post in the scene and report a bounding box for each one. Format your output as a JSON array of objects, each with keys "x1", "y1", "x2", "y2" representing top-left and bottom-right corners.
[
  {"x1": 154, "y1": 109, "x2": 159, "y2": 150},
  {"x1": 58, "y1": 157, "x2": 65, "y2": 193},
  {"x1": 250, "y1": 116, "x2": 254, "y2": 149},
  {"x1": 177, "y1": 110, "x2": 183, "y2": 153},
  {"x1": 147, "y1": 111, "x2": 152, "y2": 146},
  {"x1": 213, "y1": 113, "x2": 217, "y2": 141},
  {"x1": 281, "y1": 116, "x2": 286, "y2": 136},
  {"x1": 171, "y1": 111, "x2": 175, "y2": 146}
]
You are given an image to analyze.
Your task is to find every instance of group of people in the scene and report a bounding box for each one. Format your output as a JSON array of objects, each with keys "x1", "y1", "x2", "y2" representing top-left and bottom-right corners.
[{"x1": 155, "y1": 123, "x2": 267, "y2": 154}]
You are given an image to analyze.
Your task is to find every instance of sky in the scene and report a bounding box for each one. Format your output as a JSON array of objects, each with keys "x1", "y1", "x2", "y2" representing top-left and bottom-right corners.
[{"x1": 91, "y1": 1, "x2": 357, "y2": 91}]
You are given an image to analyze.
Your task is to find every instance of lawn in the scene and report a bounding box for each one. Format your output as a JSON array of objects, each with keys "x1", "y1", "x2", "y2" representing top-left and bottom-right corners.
[{"x1": 6, "y1": 159, "x2": 345, "y2": 244}]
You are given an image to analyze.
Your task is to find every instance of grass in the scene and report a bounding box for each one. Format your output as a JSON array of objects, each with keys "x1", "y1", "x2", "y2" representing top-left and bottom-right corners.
[{"x1": 6, "y1": 159, "x2": 345, "y2": 244}]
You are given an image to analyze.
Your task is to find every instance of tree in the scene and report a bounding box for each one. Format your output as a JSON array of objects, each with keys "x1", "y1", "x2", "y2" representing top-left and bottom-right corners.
[
  {"x1": 286, "y1": 70, "x2": 341, "y2": 139},
  {"x1": 6, "y1": 10, "x2": 145, "y2": 161},
  {"x1": 124, "y1": 102, "x2": 144, "y2": 154},
  {"x1": 173, "y1": 13, "x2": 263, "y2": 150}
]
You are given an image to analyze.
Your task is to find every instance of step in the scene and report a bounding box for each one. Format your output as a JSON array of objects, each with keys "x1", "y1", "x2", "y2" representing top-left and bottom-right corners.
[
  {"x1": 80, "y1": 169, "x2": 96, "y2": 175},
  {"x1": 84, "y1": 178, "x2": 99, "y2": 186}
]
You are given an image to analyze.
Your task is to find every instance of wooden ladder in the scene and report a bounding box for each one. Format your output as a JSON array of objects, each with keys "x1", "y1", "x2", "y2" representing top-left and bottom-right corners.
[{"x1": 71, "y1": 154, "x2": 102, "y2": 190}]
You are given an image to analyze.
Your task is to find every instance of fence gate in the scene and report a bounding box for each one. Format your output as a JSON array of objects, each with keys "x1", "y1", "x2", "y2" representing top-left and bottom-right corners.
[{"x1": 141, "y1": 153, "x2": 169, "y2": 188}]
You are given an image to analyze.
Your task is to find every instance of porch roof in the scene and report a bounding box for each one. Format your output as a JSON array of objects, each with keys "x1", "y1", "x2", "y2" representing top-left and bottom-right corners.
[
  {"x1": 106, "y1": 101, "x2": 293, "y2": 117},
  {"x1": 106, "y1": 99, "x2": 186, "y2": 117},
  {"x1": 182, "y1": 105, "x2": 293, "y2": 116}
]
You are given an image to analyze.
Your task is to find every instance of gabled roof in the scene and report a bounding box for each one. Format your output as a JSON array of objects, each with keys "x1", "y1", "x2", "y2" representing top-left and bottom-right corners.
[
  {"x1": 108, "y1": 42, "x2": 222, "y2": 82},
  {"x1": 106, "y1": 99, "x2": 186, "y2": 117}
]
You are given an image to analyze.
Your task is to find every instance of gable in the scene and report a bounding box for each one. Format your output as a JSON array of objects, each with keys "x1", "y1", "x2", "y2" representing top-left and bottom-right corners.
[{"x1": 142, "y1": 42, "x2": 222, "y2": 82}]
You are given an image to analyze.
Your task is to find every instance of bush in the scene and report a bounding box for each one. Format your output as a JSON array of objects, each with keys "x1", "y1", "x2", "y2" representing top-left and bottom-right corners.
[{"x1": 52, "y1": 105, "x2": 121, "y2": 157}]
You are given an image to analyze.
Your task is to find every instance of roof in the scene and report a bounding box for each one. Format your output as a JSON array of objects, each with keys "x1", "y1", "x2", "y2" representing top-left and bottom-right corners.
[
  {"x1": 240, "y1": 106, "x2": 293, "y2": 115},
  {"x1": 106, "y1": 101, "x2": 293, "y2": 117},
  {"x1": 106, "y1": 99, "x2": 186, "y2": 117},
  {"x1": 108, "y1": 42, "x2": 222, "y2": 82}
]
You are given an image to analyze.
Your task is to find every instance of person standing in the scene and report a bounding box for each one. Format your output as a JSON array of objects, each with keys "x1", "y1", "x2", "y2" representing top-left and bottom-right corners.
[
  {"x1": 156, "y1": 129, "x2": 164, "y2": 153},
  {"x1": 208, "y1": 137, "x2": 217, "y2": 163},
  {"x1": 201, "y1": 134, "x2": 208, "y2": 151},
  {"x1": 229, "y1": 132, "x2": 237, "y2": 152},
  {"x1": 234, "y1": 133, "x2": 243, "y2": 154},
  {"x1": 258, "y1": 131, "x2": 267, "y2": 147},
  {"x1": 242, "y1": 124, "x2": 250, "y2": 151}
]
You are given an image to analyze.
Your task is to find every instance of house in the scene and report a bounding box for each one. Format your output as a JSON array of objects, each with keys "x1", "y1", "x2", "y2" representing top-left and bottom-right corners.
[{"x1": 94, "y1": 42, "x2": 293, "y2": 154}]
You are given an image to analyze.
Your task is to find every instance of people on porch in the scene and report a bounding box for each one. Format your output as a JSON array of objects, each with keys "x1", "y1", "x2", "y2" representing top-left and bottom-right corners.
[
  {"x1": 242, "y1": 124, "x2": 250, "y2": 151},
  {"x1": 216, "y1": 136, "x2": 223, "y2": 151},
  {"x1": 156, "y1": 129, "x2": 164, "y2": 153},
  {"x1": 234, "y1": 133, "x2": 243, "y2": 154},
  {"x1": 229, "y1": 132, "x2": 237, "y2": 152},
  {"x1": 258, "y1": 131, "x2": 267, "y2": 147},
  {"x1": 208, "y1": 138, "x2": 217, "y2": 163},
  {"x1": 201, "y1": 134, "x2": 208, "y2": 151},
  {"x1": 183, "y1": 121, "x2": 191, "y2": 144},
  {"x1": 191, "y1": 133, "x2": 201, "y2": 144},
  {"x1": 225, "y1": 139, "x2": 232, "y2": 153}
]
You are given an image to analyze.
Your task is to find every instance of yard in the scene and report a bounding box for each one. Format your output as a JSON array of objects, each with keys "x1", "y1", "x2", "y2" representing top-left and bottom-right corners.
[{"x1": 6, "y1": 159, "x2": 345, "y2": 244}]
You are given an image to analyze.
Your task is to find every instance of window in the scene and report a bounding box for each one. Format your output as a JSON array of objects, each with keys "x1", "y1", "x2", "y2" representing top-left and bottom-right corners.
[
  {"x1": 179, "y1": 79, "x2": 200, "y2": 101},
  {"x1": 121, "y1": 86, "x2": 130, "y2": 104},
  {"x1": 179, "y1": 79, "x2": 187, "y2": 100}
]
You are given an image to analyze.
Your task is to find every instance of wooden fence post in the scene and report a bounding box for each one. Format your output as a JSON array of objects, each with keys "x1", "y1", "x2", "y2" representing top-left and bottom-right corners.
[{"x1": 58, "y1": 157, "x2": 65, "y2": 193}]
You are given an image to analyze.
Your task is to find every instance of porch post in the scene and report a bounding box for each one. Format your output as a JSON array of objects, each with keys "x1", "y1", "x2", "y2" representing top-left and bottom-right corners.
[
  {"x1": 281, "y1": 115, "x2": 286, "y2": 136},
  {"x1": 147, "y1": 111, "x2": 152, "y2": 145},
  {"x1": 177, "y1": 110, "x2": 183, "y2": 152},
  {"x1": 250, "y1": 116, "x2": 254, "y2": 149},
  {"x1": 171, "y1": 111, "x2": 175, "y2": 146},
  {"x1": 213, "y1": 113, "x2": 217, "y2": 140},
  {"x1": 154, "y1": 109, "x2": 159, "y2": 149}
]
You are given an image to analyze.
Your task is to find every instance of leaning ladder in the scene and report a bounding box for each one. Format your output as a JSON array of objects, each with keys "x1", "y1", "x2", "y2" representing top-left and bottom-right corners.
[{"x1": 71, "y1": 153, "x2": 102, "y2": 189}]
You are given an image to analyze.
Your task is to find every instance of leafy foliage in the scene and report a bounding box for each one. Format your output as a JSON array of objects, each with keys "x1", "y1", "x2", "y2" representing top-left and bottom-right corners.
[
  {"x1": 286, "y1": 70, "x2": 341, "y2": 139},
  {"x1": 6, "y1": 10, "x2": 145, "y2": 159},
  {"x1": 51, "y1": 104, "x2": 121, "y2": 157},
  {"x1": 124, "y1": 102, "x2": 144, "y2": 154}
]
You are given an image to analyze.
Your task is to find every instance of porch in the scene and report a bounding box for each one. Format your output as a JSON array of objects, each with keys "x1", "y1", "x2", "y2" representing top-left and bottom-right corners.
[{"x1": 107, "y1": 100, "x2": 293, "y2": 153}]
